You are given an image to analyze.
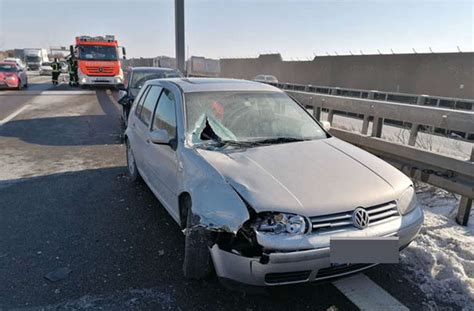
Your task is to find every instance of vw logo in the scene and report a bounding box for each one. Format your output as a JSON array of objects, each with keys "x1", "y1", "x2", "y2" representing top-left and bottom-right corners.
[
  {"x1": 352, "y1": 207, "x2": 370, "y2": 229},
  {"x1": 98, "y1": 67, "x2": 103, "y2": 72}
]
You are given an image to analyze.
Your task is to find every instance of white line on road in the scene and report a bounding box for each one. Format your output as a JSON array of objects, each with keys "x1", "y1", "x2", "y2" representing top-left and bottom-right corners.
[
  {"x1": 0, "y1": 104, "x2": 30, "y2": 127},
  {"x1": 333, "y1": 273, "x2": 409, "y2": 311}
]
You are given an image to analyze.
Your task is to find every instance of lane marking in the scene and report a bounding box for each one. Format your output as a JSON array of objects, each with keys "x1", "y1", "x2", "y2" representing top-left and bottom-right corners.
[
  {"x1": 333, "y1": 273, "x2": 409, "y2": 311},
  {"x1": 0, "y1": 90, "x2": 95, "y2": 96},
  {"x1": 0, "y1": 104, "x2": 30, "y2": 127}
]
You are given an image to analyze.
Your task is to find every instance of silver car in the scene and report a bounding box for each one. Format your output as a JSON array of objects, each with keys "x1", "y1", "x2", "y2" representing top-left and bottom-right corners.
[
  {"x1": 125, "y1": 78, "x2": 423, "y2": 286},
  {"x1": 254, "y1": 74, "x2": 278, "y2": 83}
]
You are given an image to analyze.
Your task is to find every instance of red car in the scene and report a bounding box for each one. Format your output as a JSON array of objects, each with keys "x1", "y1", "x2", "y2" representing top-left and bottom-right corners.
[{"x1": 0, "y1": 62, "x2": 28, "y2": 90}]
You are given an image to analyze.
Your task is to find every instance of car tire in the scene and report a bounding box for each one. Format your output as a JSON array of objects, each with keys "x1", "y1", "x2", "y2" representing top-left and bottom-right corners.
[
  {"x1": 183, "y1": 206, "x2": 213, "y2": 280},
  {"x1": 126, "y1": 139, "x2": 140, "y2": 182}
]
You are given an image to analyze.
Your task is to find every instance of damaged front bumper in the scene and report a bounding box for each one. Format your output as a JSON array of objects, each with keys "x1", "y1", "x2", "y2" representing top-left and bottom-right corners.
[{"x1": 210, "y1": 205, "x2": 423, "y2": 286}]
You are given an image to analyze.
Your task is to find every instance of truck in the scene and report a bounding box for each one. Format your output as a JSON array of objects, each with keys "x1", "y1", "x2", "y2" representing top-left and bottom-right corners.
[
  {"x1": 23, "y1": 48, "x2": 48, "y2": 70},
  {"x1": 70, "y1": 35, "x2": 126, "y2": 88}
]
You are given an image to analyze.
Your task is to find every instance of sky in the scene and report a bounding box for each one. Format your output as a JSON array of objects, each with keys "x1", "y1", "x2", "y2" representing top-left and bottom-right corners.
[{"x1": 0, "y1": 0, "x2": 472, "y2": 60}]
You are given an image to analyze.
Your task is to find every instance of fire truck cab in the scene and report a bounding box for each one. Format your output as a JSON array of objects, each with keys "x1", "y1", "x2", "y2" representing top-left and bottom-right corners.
[{"x1": 71, "y1": 35, "x2": 126, "y2": 88}]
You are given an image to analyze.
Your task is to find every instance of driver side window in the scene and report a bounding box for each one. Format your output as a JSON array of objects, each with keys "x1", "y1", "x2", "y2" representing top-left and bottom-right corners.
[{"x1": 152, "y1": 89, "x2": 176, "y2": 138}]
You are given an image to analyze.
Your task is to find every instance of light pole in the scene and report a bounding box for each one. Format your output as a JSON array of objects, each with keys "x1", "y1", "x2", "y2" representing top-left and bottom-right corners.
[{"x1": 175, "y1": 0, "x2": 185, "y2": 73}]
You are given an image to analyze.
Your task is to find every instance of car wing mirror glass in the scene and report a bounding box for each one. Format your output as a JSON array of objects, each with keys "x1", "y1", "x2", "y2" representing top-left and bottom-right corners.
[{"x1": 149, "y1": 129, "x2": 170, "y2": 145}]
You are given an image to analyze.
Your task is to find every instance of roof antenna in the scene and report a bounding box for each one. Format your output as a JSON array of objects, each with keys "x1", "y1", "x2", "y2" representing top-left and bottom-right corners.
[
  {"x1": 457, "y1": 46, "x2": 462, "y2": 53},
  {"x1": 377, "y1": 49, "x2": 382, "y2": 55},
  {"x1": 429, "y1": 47, "x2": 434, "y2": 53},
  {"x1": 390, "y1": 49, "x2": 395, "y2": 54},
  {"x1": 360, "y1": 50, "x2": 364, "y2": 55},
  {"x1": 412, "y1": 48, "x2": 417, "y2": 54}
]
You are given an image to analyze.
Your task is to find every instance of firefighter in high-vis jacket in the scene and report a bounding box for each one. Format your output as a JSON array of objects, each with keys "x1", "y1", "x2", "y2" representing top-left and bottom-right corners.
[
  {"x1": 51, "y1": 58, "x2": 61, "y2": 85},
  {"x1": 68, "y1": 58, "x2": 78, "y2": 86}
]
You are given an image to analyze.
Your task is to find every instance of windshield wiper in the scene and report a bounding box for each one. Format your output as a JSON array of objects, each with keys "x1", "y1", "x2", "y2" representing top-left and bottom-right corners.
[{"x1": 251, "y1": 137, "x2": 309, "y2": 145}]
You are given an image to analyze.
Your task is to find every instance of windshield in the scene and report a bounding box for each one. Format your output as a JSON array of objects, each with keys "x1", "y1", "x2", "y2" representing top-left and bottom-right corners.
[
  {"x1": 130, "y1": 70, "x2": 182, "y2": 89},
  {"x1": 79, "y1": 45, "x2": 117, "y2": 61},
  {"x1": 0, "y1": 64, "x2": 17, "y2": 72},
  {"x1": 185, "y1": 91, "x2": 327, "y2": 147},
  {"x1": 26, "y1": 56, "x2": 41, "y2": 62}
]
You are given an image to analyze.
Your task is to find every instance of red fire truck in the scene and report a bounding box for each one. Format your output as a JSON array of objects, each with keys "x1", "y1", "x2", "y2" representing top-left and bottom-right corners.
[{"x1": 70, "y1": 35, "x2": 126, "y2": 88}]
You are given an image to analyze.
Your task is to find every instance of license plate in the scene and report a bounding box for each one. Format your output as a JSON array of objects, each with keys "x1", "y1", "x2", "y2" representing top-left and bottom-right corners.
[{"x1": 330, "y1": 237, "x2": 399, "y2": 264}]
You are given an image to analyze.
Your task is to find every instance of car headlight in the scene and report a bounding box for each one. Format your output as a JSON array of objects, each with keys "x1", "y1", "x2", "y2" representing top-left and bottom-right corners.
[
  {"x1": 115, "y1": 77, "x2": 123, "y2": 83},
  {"x1": 253, "y1": 212, "x2": 309, "y2": 235},
  {"x1": 5, "y1": 76, "x2": 17, "y2": 81},
  {"x1": 398, "y1": 186, "x2": 418, "y2": 215}
]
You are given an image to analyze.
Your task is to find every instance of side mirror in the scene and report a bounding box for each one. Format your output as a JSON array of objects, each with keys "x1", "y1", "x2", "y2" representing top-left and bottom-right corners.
[
  {"x1": 118, "y1": 94, "x2": 129, "y2": 106},
  {"x1": 149, "y1": 129, "x2": 170, "y2": 145},
  {"x1": 321, "y1": 121, "x2": 331, "y2": 131}
]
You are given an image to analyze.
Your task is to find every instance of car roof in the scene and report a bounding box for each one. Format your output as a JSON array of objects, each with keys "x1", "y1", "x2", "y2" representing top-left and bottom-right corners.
[
  {"x1": 129, "y1": 67, "x2": 178, "y2": 72},
  {"x1": 0, "y1": 62, "x2": 17, "y2": 66},
  {"x1": 150, "y1": 78, "x2": 282, "y2": 93}
]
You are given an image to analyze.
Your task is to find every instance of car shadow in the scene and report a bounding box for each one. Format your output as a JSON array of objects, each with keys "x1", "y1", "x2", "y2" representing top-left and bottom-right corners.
[
  {"x1": 0, "y1": 90, "x2": 122, "y2": 146},
  {"x1": 0, "y1": 167, "x2": 357, "y2": 310}
]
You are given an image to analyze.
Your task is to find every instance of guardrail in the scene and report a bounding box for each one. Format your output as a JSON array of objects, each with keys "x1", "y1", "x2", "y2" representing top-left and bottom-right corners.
[
  {"x1": 285, "y1": 89, "x2": 474, "y2": 225},
  {"x1": 271, "y1": 82, "x2": 474, "y2": 112}
]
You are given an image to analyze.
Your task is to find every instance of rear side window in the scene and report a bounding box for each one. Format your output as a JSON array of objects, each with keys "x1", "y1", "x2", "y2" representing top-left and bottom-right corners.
[
  {"x1": 134, "y1": 85, "x2": 150, "y2": 116},
  {"x1": 152, "y1": 89, "x2": 176, "y2": 138},
  {"x1": 139, "y1": 86, "x2": 162, "y2": 126}
]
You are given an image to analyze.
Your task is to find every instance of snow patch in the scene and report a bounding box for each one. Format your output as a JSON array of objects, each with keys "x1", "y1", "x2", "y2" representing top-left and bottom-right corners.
[{"x1": 401, "y1": 183, "x2": 474, "y2": 309}]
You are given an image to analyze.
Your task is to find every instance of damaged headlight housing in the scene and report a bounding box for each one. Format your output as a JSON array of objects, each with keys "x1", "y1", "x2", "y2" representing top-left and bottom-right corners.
[
  {"x1": 398, "y1": 186, "x2": 418, "y2": 215},
  {"x1": 253, "y1": 212, "x2": 309, "y2": 235}
]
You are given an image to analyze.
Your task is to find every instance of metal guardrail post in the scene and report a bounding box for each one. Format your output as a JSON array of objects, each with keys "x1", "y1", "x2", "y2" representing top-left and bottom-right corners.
[
  {"x1": 327, "y1": 110, "x2": 334, "y2": 123},
  {"x1": 416, "y1": 95, "x2": 427, "y2": 105},
  {"x1": 456, "y1": 146, "x2": 473, "y2": 226},
  {"x1": 371, "y1": 117, "x2": 384, "y2": 137},
  {"x1": 361, "y1": 115, "x2": 370, "y2": 135},
  {"x1": 408, "y1": 123, "x2": 420, "y2": 146}
]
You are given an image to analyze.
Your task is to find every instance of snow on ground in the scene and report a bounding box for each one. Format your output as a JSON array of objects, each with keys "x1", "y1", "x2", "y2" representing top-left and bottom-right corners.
[
  {"x1": 322, "y1": 111, "x2": 474, "y2": 308},
  {"x1": 401, "y1": 184, "x2": 474, "y2": 309}
]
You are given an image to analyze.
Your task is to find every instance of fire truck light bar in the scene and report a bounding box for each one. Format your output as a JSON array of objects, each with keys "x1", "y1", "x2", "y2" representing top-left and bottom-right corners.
[{"x1": 77, "y1": 35, "x2": 116, "y2": 43}]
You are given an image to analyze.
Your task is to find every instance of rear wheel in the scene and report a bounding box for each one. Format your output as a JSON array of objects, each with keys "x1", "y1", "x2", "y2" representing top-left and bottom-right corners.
[
  {"x1": 126, "y1": 139, "x2": 140, "y2": 182},
  {"x1": 183, "y1": 205, "x2": 213, "y2": 279}
]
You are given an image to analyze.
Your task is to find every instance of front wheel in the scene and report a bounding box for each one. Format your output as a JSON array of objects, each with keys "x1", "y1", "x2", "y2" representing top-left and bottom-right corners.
[
  {"x1": 126, "y1": 139, "x2": 140, "y2": 182},
  {"x1": 183, "y1": 206, "x2": 213, "y2": 279}
]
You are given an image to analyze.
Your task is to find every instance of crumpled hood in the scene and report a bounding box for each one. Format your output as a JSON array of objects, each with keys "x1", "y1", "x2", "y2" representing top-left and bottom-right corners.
[{"x1": 197, "y1": 137, "x2": 411, "y2": 217}]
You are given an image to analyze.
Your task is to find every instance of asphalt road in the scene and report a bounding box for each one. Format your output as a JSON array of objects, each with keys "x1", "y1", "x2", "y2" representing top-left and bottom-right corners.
[{"x1": 0, "y1": 74, "x2": 455, "y2": 310}]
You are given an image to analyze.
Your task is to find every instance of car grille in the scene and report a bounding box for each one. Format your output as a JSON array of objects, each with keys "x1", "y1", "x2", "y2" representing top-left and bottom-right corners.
[
  {"x1": 85, "y1": 66, "x2": 115, "y2": 76},
  {"x1": 265, "y1": 270, "x2": 311, "y2": 284},
  {"x1": 316, "y1": 263, "x2": 375, "y2": 279},
  {"x1": 309, "y1": 201, "x2": 399, "y2": 232}
]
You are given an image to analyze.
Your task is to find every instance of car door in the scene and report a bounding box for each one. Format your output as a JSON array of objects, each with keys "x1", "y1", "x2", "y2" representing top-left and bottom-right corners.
[{"x1": 145, "y1": 88, "x2": 179, "y2": 218}]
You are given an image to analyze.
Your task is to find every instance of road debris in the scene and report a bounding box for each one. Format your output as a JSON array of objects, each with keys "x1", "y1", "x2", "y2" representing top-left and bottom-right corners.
[{"x1": 44, "y1": 267, "x2": 72, "y2": 282}]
